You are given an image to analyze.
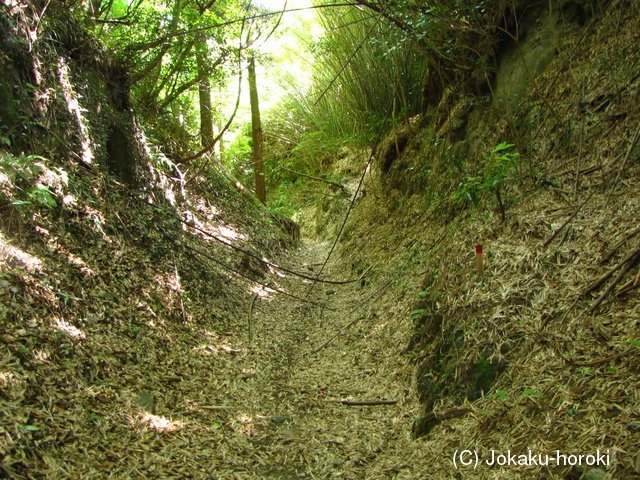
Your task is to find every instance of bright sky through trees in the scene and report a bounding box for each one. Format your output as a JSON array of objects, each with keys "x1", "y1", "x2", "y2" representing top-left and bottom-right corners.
[
  {"x1": 224, "y1": 0, "x2": 322, "y2": 135},
  {"x1": 254, "y1": 0, "x2": 321, "y2": 106}
]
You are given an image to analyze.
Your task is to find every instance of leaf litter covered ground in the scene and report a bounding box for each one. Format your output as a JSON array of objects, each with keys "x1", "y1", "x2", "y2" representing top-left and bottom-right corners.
[{"x1": 0, "y1": 158, "x2": 431, "y2": 479}]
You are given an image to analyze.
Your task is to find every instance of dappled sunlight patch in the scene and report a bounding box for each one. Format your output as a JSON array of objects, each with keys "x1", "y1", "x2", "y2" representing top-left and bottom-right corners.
[
  {"x1": 194, "y1": 198, "x2": 221, "y2": 219},
  {"x1": 365, "y1": 322, "x2": 388, "y2": 339},
  {"x1": 251, "y1": 283, "x2": 276, "y2": 298},
  {"x1": 166, "y1": 274, "x2": 181, "y2": 292},
  {"x1": 237, "y1": 414, "x2": 253, "y2": 425},
  {"x1": 33, "y1": 349, "x2": 52, "y2": 363},
  {"x1": 194, "y1": 343, "x2": 243, "y2": 356},
  {"x1": 140, "y1": 413, "x2": 182, "y2": 432},
  {"x1": 145, "y1": 318, "x2": 167, "y2": 329},
  {"x1": 58, "y1": 246, "x2": 95, "y2": 276},
  {"x1": 34, "y1": 161, "x2": 69, "y2": 195},
  {"x1": 153, "y1": 272, "x2": 180, "y2": 293},
  {"x1": 0, "y1": 371, "x2": 20, "y2": 391},
  {"x1": 0, "y1": 171, "x2": 10, "y2": 192},
  {"x1": 62, "y1": 194, "x2": 77, "y2": 208},
  {"x1": 215, "y1": 224, "x2": 243, "y2": 241},
  {"x1": 82, "y1": 205, "x2": 110, "y2": 241},
  {"x1": 135, "y1": 300, "x2": 158, "y2": 320},
  {"x1": 0, "y1": 233, "x2": 43, "y2": 272},
  {"x1": 57, "y1": 57, "x2": 95, "y2": 166},
  {"x1": 264, "y1": 258, "x2": 286, "y2": 278},
  {"x1": 34, "y1": 226, "x2": 49, "y2": 237},
  {"x1": 180, "y1": 205, "x2": 247, "y2": 243},
  {"x1": 236, "y1": 414, "x2": 257, "y2": 435},
  {"x1": 34, "y1": 227, "x2": 96, "y2": 276},
  {"x1": 65, "y1": 250, "x2": 95, "y2": 275},
  {"x1": 55, "y1": 317, "x2": 86, "y2": 339},
  {"x1": 241, "y1": 368, "x2": 259, "y2": 378}
]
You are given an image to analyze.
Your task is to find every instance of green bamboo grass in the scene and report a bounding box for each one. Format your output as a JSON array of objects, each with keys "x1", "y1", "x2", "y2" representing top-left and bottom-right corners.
[{"x1": 268, "y1": 5, "x2": 426, "y2": 156}]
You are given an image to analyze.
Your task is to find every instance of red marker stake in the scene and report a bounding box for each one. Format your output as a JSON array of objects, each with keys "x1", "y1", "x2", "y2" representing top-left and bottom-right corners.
[{"x1": 476, "y1": 245, "x2": 484, "y2": 276}]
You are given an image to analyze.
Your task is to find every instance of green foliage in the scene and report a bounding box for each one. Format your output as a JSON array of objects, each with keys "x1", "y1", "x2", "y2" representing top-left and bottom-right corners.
[
  {"x1": 576, "y1": 367, "x2": 593, "y2": 376},
  {"x1": 489, "y1": 390, "x2": 508, "y2": 399},
  {"x1": 225, "y1": 125, "x2": 254, "y2": 184},
  {"x1": 273, "y1": 5, "x2": 426, "y2": 150},
  {"x1": 0, "y1": 153, "x2": 58, "y2": 210},
  {"x1": 87, "y1": 412, "x2": 105, "y2": 423},
  {"x1": 90, "y1": 0, "x2": 273, "y2": 159},
  {"x1": 260, "y1": 1, "x2": 435, "y2": 197},
  {"x1": 265, "y1": 182, "x2": 301, "y2": 218},
  {"x1": 472, "y1": 356, "x2": 496, "y2": 394},
  {"x1": 520, "y1": 389, "x2": 544, "y2": 396},
  {"x1": 410, "y1": 309, "x2": 426, "y2": 321},
  {"x1": 455, "y1": 143, "x2": 522, "y2": 222}
]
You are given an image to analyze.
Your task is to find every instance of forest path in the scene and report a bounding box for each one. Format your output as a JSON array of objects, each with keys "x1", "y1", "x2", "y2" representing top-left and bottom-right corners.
[{"x1": 219, "y1": 241, "x2": 422, "y2": 479}]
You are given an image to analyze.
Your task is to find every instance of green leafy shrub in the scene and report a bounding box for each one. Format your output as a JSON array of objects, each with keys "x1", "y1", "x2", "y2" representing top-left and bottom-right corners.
[{"x1": 455, "y1": 142, "x2": 522, "y2": 222}]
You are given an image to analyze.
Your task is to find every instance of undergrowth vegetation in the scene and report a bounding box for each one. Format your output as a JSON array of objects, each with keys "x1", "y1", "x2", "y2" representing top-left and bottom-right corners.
[{"x1": 455, "y1": 142, "x2": 535, "y2": 222}]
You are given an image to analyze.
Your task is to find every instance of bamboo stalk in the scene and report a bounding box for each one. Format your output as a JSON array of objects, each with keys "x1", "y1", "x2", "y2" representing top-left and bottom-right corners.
[
  {"x1": 279, "y1": 165, "x2": 345, "y2": 189},
  {"x1": 586, "y1": 246, "x2": 640, "y2": 294},
  {"x1": 588, "y1": 252, "x2": 640, "y2": 313}
]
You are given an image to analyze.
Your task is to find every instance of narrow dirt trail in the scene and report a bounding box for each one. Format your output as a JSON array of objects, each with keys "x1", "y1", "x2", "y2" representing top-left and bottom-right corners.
[{"x1": 223, "y1": 242, "x2": 425, "y2": 479}]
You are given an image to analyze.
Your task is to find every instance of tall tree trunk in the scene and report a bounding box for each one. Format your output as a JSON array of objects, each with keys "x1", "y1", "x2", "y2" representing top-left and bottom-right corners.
[
  {"x1": 248, "y1": 54, "x2": 266, "y2": 204},
  {"x1": 197, "y1": 33, "x2": 214, "y2": 148},
  {"x1": 217, "y1": 120, "x2": 225, "y2": 161}
]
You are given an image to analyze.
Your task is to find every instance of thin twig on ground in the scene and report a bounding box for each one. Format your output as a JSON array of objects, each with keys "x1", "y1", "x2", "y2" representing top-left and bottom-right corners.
[
  {"x1": 605, "y1": 123, "x2": 640, "y2": 207},
  {"x1": 588, "y1": 251, "x2": 640, "y2": 313},
  {"x1": 248, "y1": 293, "x2": 258, "y2": 348},
  {"x1": 543, "y1": 190, "x2": 594, "y2": 247},
  {"x1": 586, "y1": 246, "x2": 640, "y2": 294},
  {"x1": 599, "y1": 226, "x2": 640, "y2": 265},
  {"x1": 326, "y1": 399, "x2": 398, "y2": 406}
]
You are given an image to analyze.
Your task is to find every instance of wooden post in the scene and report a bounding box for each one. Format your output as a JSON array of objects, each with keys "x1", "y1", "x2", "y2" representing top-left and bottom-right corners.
[{"x1": 476, "y1": 244, "x2": 484, "y2": 276}]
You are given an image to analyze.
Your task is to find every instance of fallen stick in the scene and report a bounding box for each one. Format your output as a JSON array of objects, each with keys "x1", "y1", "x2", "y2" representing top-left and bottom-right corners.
[
  {"x1": 279, "y1": 165, "x2": 345, "y2": 190},
  {"x1": 543, "y1": 190, "x2": 594, "y2": 247},
  {"x1": 586, "y1": 246, "x2": 640, "y2": 294},
  {"x1": 248, "y1": 293, "x2": 258, "y2": 348},
  {"x1": 605, "y1": 122, "x2": 640, "y2": 208},
  {"x1": 599, "y1": 226, "x2": 640, "y2": 265},
  {"x1": 616, "y1": 269, "x2": 640, "y2": 296},
  {"x1": 327, "y1": 399, "x2": 398, "y2": 406},
  {"x1": 574, "y1": 348, "x2": 635, "y2": 367},
  {"x1": 420, "y1": 406, "x2": 472, "y2": 422},
  {"x1": 413, "y1": 406, "x2": 472, "y2": 436},
  {"x1": 588, "y1": 252, "x2": 640, "y2": 313}
]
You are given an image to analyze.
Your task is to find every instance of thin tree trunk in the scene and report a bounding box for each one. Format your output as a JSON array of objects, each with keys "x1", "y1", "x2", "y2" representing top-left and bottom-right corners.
[
  {"x1": 217, "y1": 120, "x2": 225, "y2": 161},
  {"x1": 197, "y1": 33, "x2": 214, "y2": 148},
  {"x1": 248, "y1": 54, "x2": 266, "y2": 205}
]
